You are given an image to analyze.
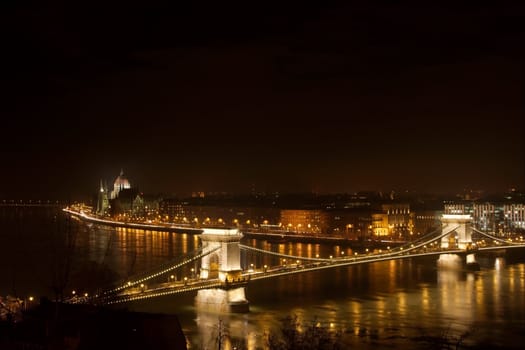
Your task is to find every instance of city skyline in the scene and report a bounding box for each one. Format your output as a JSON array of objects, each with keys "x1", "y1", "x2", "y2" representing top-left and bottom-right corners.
[{"x1": 2, "y1": 2, "x2": 524, "y2": 200}]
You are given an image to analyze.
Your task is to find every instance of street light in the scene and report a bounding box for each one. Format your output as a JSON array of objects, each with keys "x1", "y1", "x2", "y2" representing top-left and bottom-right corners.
[{"x1": 25, "y1": 296, "x2": 35, "y2": 311}]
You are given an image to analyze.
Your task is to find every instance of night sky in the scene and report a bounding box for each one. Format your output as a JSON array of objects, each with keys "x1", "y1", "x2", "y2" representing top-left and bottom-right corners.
[{"x1": 2, "y1": 1, "x2": 524, "y2": 200}]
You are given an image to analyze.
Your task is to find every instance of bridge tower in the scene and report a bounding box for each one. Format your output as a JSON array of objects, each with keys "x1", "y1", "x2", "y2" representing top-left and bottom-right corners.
[
  {"x1": 439, "y1": 214, "x2": 479, "y2": 270},
  {"x1": 440, "y1": 214, "x2": 473, "y2": 249},
  {"x1": 196, "y1": 227, "x2": 249, "y2": 312}
]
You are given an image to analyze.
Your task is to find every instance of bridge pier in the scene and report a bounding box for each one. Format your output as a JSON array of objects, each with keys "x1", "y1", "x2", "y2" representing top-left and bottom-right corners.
[
  {"x1": 195, "y1": 287, "x2": 249, "y2": 313},
  {"x1": 437, "y1": 253, "x2": 480, "y2": 271},
  {"x1": 437, "y1": 253, "x2": 462, "y2": 269},
  {"x1": 197, "y1": 228, "x2": 249, "y2": 312},
  {"x1": 465, "y1": 253, "x2": 480, "y2": 271}
]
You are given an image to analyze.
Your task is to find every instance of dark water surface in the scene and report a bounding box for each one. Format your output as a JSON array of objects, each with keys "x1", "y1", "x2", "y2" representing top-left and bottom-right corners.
[{"x1": 1, "y1": 207, "x2": 524, "y2": 349}]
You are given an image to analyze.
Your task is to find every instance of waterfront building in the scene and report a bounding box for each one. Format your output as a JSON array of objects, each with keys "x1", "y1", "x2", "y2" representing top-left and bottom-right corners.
[
  {"x1": 96, "y1": 180, "x2": 110, "y2": 216},
  {"x1": 98, "y1": 186, "x2": 525, "y2": 239},
  {"x1": 414, "y1": 210, "x2": 442, "y2": 236},
  {"x1": 326, "y1": 208, "x2": 374, "y2": 239},
  {"x1": 380, "y1": 203, "x2": 414, "y2": 239},
  {"x1": 473, "y1": 202, "x2": 497, "y2": 232},
  {"x1": 279, "y1": 209, "x2": 329, "y2": 235},
  {"x1": 110, "y1": 187, "x2": 140, "y2": 217},
  {"x1": 111, "y1": 169, "x2": 131, "y2": 199},
  {"x1": 158, "y1": 197, "x2": 280, "y2": 227},
  {"x1": 443, "y1": 202, "x2": 472, "y2": 215},
  {"x1": 372, "y1": 212, "x2": 389, "y2": 237},
  {"x1": 95, "y1": 169, "x2": 159, "y2": 219},
  {"x1": 444, "y1": 198, "x2": 525, "y2": 235},
  {"x1": 136, "y1": 193, "x2": 161, "y2": 219},
  {"x1": 159, "y1": 198, "x2": 187, "y2": 221},
  {"x1": 503, "y1": 203, "x2": 525, "y2": 233}
]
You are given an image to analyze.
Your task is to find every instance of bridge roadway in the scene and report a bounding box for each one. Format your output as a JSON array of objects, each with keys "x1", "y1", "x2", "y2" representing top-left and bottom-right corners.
[
  {"x1": 63, "y1": 208, "x2": 204, "y2": 234},
  {"x1": 85, "y1": 248, "x2": 459, "y2": 305},
  {"x1": 87, "y1": 244, "x2": 525, "y2": 305},
  {"x1": 63, "y1": 211, "x2": 525, "y2": 305},
  {"x1": 84, "y1": 224, "x2": 458, "y2": 304}
]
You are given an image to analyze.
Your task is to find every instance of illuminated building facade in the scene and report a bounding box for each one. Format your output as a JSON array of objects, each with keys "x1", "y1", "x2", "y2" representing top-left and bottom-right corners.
[
  {"x1": 444, "y1": 201, "x2": 525, "y2": 235},
  {"x1": 380, "y1": 203, "x2": 414, "y2": 239},
  {"x1": 158, "y1": 199, "x2": 280, "y2": 227},
  {"x1": 503, "y1": 203, "x2": 525, "y2": 232},
  {"x1": 111, "y1": 169, "x2": 131, "y2": 199},
  {"x1": 153, "y1": 193, "x2": 525, "y2": 239},
  {"x1": 159, "y1": 199, "x2": 187, "y2": 221},
  {"x1": 443, "y1": 202, "x2": 472, "y2": 215},
  {"x1": 279, "y1": 209, "x2": 329, "y2": 234},
  {"x1": 326, "y1": 209, "x2": 374, "y2": 239},
  {"x1": 95, "y1": 170, "x2": 159, "y2": 219},
  {"x1": 372, "y1": 212, "x2": 389, "y2": 237},
  {"x1": 414, "y1": 210, "x2": 442, "y2": 236},
  {"x1": 96, "y1": 180, "x2": 110, "y2": 216},
  {"x1": 473, "y1": 202, "x2": 496, "y2": 231}
]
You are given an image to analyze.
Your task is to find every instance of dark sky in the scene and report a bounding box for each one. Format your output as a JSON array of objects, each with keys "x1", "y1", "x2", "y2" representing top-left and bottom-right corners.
[{"x1": 2, "y1": 1, "x2": 524, "y2": 200}]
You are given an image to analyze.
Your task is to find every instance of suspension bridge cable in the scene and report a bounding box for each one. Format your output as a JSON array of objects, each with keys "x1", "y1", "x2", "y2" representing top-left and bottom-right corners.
[
  {"x1": 471, "y1": 227, "x2": 522, "y2": 245},
  {"x1": 97, "y1": 246, "x2": 221, "y2": 296}
]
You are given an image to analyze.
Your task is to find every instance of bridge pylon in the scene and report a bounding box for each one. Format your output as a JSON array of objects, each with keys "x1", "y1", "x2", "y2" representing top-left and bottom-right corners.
[
  {"x1": 439, "y1": 214, "x2": 479, "y2": 270},
  {"x1": 440, "y1": 214, "x2": 473, "y2": 249},
  {"x1": 196, "y1": 227, "x2": 249, "y2": 312}
]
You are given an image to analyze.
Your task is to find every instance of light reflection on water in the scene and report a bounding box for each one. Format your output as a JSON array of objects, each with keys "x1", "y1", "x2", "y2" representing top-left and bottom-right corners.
[
  {"x1": 1, "y1": 208, "x2": 524, "y2": 349},
  {"x1": 117, "y1": 236, "x2": 525, "y2": 349}
]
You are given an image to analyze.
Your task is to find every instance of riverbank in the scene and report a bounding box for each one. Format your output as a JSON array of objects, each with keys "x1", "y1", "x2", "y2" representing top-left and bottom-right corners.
[
  {"x1": 63, "y1": 208, "x2": 203, "y2": 234},
  {"x1": 1, "y1": 298, "x2": 187, "y2": 350},
  {"x1": 64, "y1": 208, "x2": 407, "y2": 248}
]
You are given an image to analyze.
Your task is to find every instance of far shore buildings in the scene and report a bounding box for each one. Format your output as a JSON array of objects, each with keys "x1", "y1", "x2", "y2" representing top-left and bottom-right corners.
[
  {"x1": 96, "y1": 170, "x2": 159, "y2": 219},
  {"x1": 157, "y1": 190, "x2": 525, "y2": 240},
  {"x1": 158, "y1": 193, "x2": 436, "y2": 240},
  {"x1": 97, "y1": 178, "x2": 525, "y2": 240},
  {"x1": 443, "y1": 200, "x2": 525, "y2": 235}
]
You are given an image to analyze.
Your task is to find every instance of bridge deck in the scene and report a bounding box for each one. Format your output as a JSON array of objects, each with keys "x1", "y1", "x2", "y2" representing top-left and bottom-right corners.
[
  {"x1": 84, "y1": 243, "x2": 525, "y2": 305},
  {"x1": 63, "y1": 209, "x2": 525, "y2": 306}
]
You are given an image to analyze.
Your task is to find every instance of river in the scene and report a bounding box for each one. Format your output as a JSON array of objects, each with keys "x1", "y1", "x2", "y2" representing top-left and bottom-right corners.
[{"x1": 1, "y1": 206, "x2": 524, "y2": 349}]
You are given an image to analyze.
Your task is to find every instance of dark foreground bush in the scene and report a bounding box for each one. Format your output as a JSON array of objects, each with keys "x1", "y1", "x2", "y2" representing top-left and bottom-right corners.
[{"x1": 266, "y1": 315, "x2": 343, "y2": 350}]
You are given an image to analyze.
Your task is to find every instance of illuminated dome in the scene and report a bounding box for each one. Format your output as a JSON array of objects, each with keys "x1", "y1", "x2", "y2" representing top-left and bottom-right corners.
[{"x1": 111, "y1": 169, "x2": 131, "y2": 199}]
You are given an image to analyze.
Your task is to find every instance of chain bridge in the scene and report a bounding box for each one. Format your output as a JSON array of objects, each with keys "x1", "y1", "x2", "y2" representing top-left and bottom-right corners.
[{"x1": 66, "y1": 212, "x2": 525, "y2": 312}]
